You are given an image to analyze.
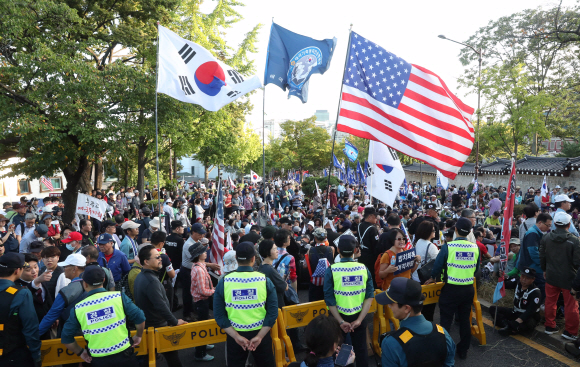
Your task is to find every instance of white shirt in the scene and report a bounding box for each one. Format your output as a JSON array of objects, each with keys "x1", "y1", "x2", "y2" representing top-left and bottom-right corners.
[
  {"x1": 54, "y1": 272, "x2": 71, "y2": 297},
  {"x1": 15, "y1": 223, "x2": 35, "y2": 237}
]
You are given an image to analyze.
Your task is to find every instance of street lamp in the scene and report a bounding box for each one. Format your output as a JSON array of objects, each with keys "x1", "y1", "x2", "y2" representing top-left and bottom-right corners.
[{"x1": 438, "y1": 35, "x2": 483, "y2": 180}]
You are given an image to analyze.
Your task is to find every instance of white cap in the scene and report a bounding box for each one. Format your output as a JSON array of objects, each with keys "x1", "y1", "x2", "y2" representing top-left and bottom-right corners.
[
  {"x1": 554, "y1": 211, "x2": 572, "y2": 226},
  {"x1": 121, "y1": 220, "x2": 141, "y2": 229},
  {"x1": 555, "y1": 194, "x2": 574, "y2": 203},
  {"x1": 555, "y1": 185, "x2": 561, "y2": 189},
  {"x1": 307, "y1": 221, "x2": 315, "y2": 227},
  {"x1": 149, "y1": 217, "x2": 161, "y2": 229},
  {"x1": 58, "y1": 253, "x2": 87, "y2": 267}
]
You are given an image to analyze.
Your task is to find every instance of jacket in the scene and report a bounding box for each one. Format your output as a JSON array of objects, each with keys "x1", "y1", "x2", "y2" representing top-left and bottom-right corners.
[
  {"x1": 518, "y1": 225, "x2": 543, "y2": 274},
  {"x1": 539, "y1": 228, "x2": 580, "y2": 290},
  {"x1": 133, "y1": 268, "x2": 178, "y2": 328}
]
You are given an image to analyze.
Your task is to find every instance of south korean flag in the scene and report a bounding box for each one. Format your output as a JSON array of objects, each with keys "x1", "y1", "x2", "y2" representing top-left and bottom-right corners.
[{"x1": 157, "y1": 25, "x2": 262, "y2": 111}]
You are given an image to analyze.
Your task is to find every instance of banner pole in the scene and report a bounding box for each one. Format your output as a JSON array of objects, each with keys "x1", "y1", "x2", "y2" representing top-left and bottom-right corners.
[
  {"x1": 155, "y1": 22, "x2": 162, "y2": 223},
  {"x1": 325, "y1": 24, "x2": 353, "y2": 217}
]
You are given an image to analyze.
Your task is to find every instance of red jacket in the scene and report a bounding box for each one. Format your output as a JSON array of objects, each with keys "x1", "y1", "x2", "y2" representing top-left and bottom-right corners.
[{"x1": 329, "y1": 192, "x2": 338, "y2": 208}]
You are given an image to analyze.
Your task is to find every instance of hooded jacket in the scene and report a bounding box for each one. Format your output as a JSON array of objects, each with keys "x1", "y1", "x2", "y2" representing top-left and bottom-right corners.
[{"x1": 539, "y1": 228, "x2": 580, "y2": 289}]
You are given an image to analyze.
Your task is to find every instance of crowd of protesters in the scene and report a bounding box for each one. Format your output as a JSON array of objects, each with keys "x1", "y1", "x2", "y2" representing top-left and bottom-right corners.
[{"x1": 3, "y1": 176, "x2": 580, "y2": 366}]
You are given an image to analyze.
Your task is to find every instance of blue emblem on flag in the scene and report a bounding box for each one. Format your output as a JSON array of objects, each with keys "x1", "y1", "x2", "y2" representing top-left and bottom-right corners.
[{"x1": 343, "y1": 140, "x2": 359, "y2": 162}]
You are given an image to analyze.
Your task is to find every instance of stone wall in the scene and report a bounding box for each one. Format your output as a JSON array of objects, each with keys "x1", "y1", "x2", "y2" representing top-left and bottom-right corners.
[{"x1": 404, "y1": 170, "x2": 580, "y2": 189}]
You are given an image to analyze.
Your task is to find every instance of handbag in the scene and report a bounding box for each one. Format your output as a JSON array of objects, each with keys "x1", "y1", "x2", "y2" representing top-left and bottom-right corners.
[
  {"x1": 275, "y1": 253, "x2": 299, "y2": 306},
  {"x1": 418, "y1": 242, "x2": 436, "y2": 284}
]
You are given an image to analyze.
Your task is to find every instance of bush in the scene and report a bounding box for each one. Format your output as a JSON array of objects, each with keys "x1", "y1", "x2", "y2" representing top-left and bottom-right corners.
[
  {"x1": 513, "y1": 204, "x2": 525, "y2": 218},
  {"x1": 301, "y1": 176, "x2": 340, "y2": 199}
]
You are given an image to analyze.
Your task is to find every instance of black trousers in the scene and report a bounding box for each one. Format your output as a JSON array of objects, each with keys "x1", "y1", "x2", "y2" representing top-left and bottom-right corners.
[
  {"x1": 308, "y1": 284, "x2": 325, "y2": 302},
  {"x1": 194, "y1": 298, "x2": 211, "y2": 358},
  {"x1": 489, "y1": 306, "x2": 538, "y2": 334},
  {"x1": 180, "y1": 266, "x2": 194, "y2": 315},
  {"x1": 439, "y1": 283, "x2": 474, "y2": 354},
  {"x1": 91, "y1": 347, "x2": 139, "y2": 367},
  {"x1": 0, "y1": 346, "x2": 34, "y2": 367},
  {"x1": 226, "y1": 329, "x2": 275, "y2": 367},
  {"x1": 422, "y1": 303, "x2": 437, "y2": 322},
  {"x1": 337, "y1": 312, "x2": 369, "y2": 367}
]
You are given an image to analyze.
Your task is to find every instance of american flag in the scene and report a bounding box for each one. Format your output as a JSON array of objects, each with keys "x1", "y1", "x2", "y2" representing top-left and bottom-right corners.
[
  {"x1": 41, "y1": 176, "x2": 54, "y2": 191},
  {"x1": 209, "y1": 182, "x2": 225, "y2": 275},
  {"x1": 311, "y1": 258, "x2": 330, "y2": 286},
  {"x1": 400, "y1": 222, "x2": 414, "y2": 251},
  {"x1": 337, "y1": 32, "x2": 474, "y2": 179}
]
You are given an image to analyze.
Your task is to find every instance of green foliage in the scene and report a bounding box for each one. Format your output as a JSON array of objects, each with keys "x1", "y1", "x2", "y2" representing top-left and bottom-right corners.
[
  {"x1": 301, "y1": 176, "x2": 339, "y2": 199},
  {"x1": 557, "y1": 142, "x2": 580, "y2": 157},
  {"x1": 513, "y1": 204, "x2": 526, "y2": 218},
  {"x1": 278, "y1": 116, "x2": 332, "y2": 173}
]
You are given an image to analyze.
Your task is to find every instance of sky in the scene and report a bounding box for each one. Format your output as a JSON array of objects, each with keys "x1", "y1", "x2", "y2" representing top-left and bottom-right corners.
[{"x1": 198, "y1": 0, "x2": 565, "y2": 133}]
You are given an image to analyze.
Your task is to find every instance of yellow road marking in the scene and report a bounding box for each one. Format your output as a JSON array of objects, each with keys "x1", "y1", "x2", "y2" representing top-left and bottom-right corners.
[{"x1": 481, "y1": 316, "x2": 580, "y2": 367}]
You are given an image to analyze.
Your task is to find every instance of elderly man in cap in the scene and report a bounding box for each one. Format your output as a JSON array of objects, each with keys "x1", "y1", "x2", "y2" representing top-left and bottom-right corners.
[
  {"x1": 96, "y1": 233, "x2": 131, "y2": 285},
  {"x1": 489, "y1": 266, "x2": 542, "y2": 336},
  {"x1": 324, "y1": 235, "x2": 374, "y2": 367},
  {"x1": 377, "y1": 277, "x2": 455, "y2": 366},
  {"x1": 19, "y1": 224, "x2": 49, "y2": 254},
  {"x1": 306, "y1": 227, "x2": 334, "y2": 302},
  {"x1": 9, "y1": 203, "x2": 28, "y2": 228},
  {"x1": 62, "y1": 266, "x2": 145, "y2": 366},
  {"x1": 540, "y1": 211, "x2": 580, "y2": 340},
  {"x1": 120, "y1": 220, "x2": 141, "y2": 264},
  {"x1": 213, "y1": 241, "x2": 278, "y2": 367},
  {"x1": 0, "y1": 252, "x2": 42, "y2": 366},
  {"x1": 425, "y1": 217, "x2": 479, "y2": 360},
  {"x1": 552, "y1": 194, "x2": 579, "y2": 236},
  {"x1": 15, "y1": 213, "x2": 36, "y2": 243}
]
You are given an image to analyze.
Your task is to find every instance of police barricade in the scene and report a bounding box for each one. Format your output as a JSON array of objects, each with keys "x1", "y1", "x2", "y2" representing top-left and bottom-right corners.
[
  {"x1": 154, "y1": 318, "x2": 284, "y2": 367},
  {"x1": 374, "y1": 280, "x2": 486, "y2": 355},
  {"x1": 40, "y1": 329, "x2": 152, "y2": 366},
  {"x1": 279, "y1": 299, "x2": 377, "y2": 366}
]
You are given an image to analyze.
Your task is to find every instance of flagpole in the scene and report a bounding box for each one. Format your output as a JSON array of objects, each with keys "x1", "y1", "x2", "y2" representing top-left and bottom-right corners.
[
  {"x1": 263, "y1": 18, "x2": 274, "y2": 182},
  {"x1": 369, "y1": 141, "x2": 374, "y2": 204},
  {"x1": 325, "y1": 24, "x2": 353, "y2": 216},
  {"x1": 155, "y1": 22, "x2": 162, "y2": 220}
]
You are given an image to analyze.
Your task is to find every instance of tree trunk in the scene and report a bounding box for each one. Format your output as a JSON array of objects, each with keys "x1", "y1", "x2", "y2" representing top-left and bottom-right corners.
[
  {"x1": 124, "y1": 159, "x2": 129, "y2": 187},
  {"x1": 95, "y1": 159, "x2": 104, "y2": 190},
  {"x1": 79, "y1": 163, "x2": 93, "y2": 192},
  {"x1": 62, "y1": 156, "x2": 91, "y2": 224},
  {"x1": 173, "y1": 151, "x2": 177, "y2": 181},
  {"x1": 137, "y1": 136, "x2": 148, "y2": 202},
  {"x1": 217, "y1": 165, "x2": 221, "y2": 185},
  {"x1": 204, "y1": 161, "x2": 209, "y2": 188}
]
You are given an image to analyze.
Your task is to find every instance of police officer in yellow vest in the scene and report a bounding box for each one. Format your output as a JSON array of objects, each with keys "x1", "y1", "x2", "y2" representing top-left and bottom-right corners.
[
  {"x1": 425, "y1": 217, "x2": 479, "y2": 360},
  {"x1": 61, "y1": 266, "x2": 146, "y2": 366},
  {"x1": 0, "y1": 253, "x2": 41, "y2": 367},
  {"x1": 377, "y1": 277, "x2": 456, "y2": 366},
  {"x1": 213, "y1": 241, "x2": 278, "y2": 367},
  {"x1": 324, "y1": 235, "x2": 374, "y2": 367}
]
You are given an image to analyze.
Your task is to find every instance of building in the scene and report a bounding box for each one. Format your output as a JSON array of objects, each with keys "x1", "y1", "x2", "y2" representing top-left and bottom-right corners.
[
  {"x1": 541, "y1": 137, "x2": 576, "y2": 154},
  {"x1": 176, "y1": 156, "x2": 238, "y2": 182},
  {"x1": 0, "y1": 158, "x2": 67, "y2": 203}
]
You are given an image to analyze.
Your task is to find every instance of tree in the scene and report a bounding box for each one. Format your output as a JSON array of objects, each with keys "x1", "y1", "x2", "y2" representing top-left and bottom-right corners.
[
  {"x1": 0, "y1": 0, "x2": 180, "y2": 222},
  {"x1": 557, "y1": 141, "x2": 580, "y2": 157},
  {"x1": 277, "y1": 116, "x2": 333, "y2": 180}
]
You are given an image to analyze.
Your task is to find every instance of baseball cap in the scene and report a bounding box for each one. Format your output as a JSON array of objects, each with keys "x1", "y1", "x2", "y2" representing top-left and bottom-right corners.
[
  {"x1": 82, "y1": 266, "x2": 106, "y2": 286},
  {"x1": 0, "y1": 253, "x2": 25, "y2": 268},
  {"x1": 121, "y1": 221, "x2": 141, "y2": 230},
  {"x1": 35, "y1": 224, "x2": 49, "y2": 238},
  {"x1": 455, "y1": 217, "x2": 473, "y2": 237},
  {"x1": 553, "y1": 211, "x2": 572, "y2": 226},
  {"x1": 521, "y1": 266, "x2": 537, "y2": 279},
  {"x1": 555, "y1": 185, "x2": 561, "y2": 189},
  {"x1": 97, "y1": 233, "x2": 114, "y2": 244},
  {"x1": 509, "y1": 238, "x2": 521, "y2": 245},
  {"x1": 555, "y1": 194, "x2": 574, "y2": 203},
  {"x1": 191, "y1": 223, "x2": 207, "y2": 234},
  {"x1": 338, "y1": 235, "x2": 357, "y2": 255},
  {"x1": 236, "y1": 241, "x2": 255, "y2": 261},
  {"x1": 58, "y1": 253, "x2": 87, "y2": 267},
  {"x1": 61, "y1": 231, "x2": 83, "y2": 244},
  {"x1": 375, "y1": 277, "x2": 423, "y2": 306},
  {"x1": 29, "y1": 241, "x2": 44, "y2": 253},
  {"x1": 313, "y1": 227, "x2": 327, "y2": 239},
  {"x1": 292, "y1": 226, "x2": 301, "y2": 233}
]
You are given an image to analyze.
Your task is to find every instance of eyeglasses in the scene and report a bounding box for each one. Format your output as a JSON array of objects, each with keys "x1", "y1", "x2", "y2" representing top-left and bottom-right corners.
[
  {"x1": 152, "y1": 256, "x2": 161, "y2": 260},
  {"x1": 395, "y1": 237, "x2": 404, "y2": 241}
]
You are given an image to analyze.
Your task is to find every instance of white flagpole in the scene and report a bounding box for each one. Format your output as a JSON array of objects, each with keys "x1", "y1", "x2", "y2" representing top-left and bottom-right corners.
[
  {"x1": 155, "y1": 23, "x2": 162, "y2": 220},
  {"x1": 369, "y1": 140, "x2": 374, "y2": 202}
]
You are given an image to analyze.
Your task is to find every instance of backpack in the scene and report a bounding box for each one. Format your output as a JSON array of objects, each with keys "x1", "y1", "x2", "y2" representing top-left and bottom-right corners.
[
  {"x1": 120, "y1": 264, "x2": 142, "y2": 300},
  {"x1": 374, "y1": 252, "x2": 386, "y2": 289},
  {"x1": 305, "y1": 246, "x2": 331, "y2": 286}
]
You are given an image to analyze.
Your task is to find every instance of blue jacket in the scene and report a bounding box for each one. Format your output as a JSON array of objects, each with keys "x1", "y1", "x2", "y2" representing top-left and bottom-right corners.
[
  {"x1": 0, "y1": 279, "x2": 41, "y2": 361},
  {"x1": 518, "y1": 225, "x2": 543, "y2": 274},
  {"x1": 120, "y1": 236, "x2": 137, "y2": 260},
  {"x1": 61, "y1": 288, "x2": 145, "y2": 344},
  {"x1": 213, "y1": 266, "x2": 278, "y2": 330},
  {"x1": 381, "y1": 315, "x2": 455, "y2": 367},
  {"x1": 98, "y1": 249, "x2": 131, "y2": 281}
]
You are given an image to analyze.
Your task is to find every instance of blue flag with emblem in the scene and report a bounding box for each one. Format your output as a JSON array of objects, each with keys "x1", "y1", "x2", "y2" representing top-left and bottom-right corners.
[
  {"x1": 357, "y1": 161, "x2": 365, "y2": 182},
  {"x1": 343, "y1": 140, "x2": 359, "y2": 162},
  {"x1": 264, "y1": 23, "x2": 336, "y2": 103},
  {"x1": 333, "y1": 154, "x2": 342, "y2": 171}
]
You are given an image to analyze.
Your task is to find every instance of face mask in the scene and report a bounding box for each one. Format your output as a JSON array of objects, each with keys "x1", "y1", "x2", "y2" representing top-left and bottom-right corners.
[
  {"x1": 66, "y1": 244, "x2": 75, "y2": 251},
  {"x1": 402, "y1": 309, "x2": 412, "y2": 321}
]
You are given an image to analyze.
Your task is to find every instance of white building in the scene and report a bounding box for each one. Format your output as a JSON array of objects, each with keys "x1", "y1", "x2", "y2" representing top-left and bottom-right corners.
[
  {"x1": 177, "y1": 156, "x2": 238, "y2": 181},
  {"x1": 0, "y1": 158, "x2": 67, "y2": 202}
]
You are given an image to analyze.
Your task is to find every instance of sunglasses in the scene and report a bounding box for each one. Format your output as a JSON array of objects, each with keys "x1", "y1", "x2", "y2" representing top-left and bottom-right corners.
[
  {"x1": 395, "y1": 237, "x2": 404, "y2": 241},
  {"x1": 152, "y1": 256, "x2": 161, "y2": 260}
]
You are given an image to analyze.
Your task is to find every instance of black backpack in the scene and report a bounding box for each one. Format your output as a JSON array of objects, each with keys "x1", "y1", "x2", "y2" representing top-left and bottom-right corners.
[{"x1": 120, "y1": 264, "x2": 142, "y2": 300}]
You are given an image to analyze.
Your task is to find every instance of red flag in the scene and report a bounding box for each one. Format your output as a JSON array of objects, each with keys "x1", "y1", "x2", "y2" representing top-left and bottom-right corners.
[{"x1": 498, "y1": 159, "x2": 516, "y2": 298}]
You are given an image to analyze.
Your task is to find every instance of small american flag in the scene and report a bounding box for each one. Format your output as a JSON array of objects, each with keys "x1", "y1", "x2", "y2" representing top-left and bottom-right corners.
[
  {"x1": 311, "y1": 257, "x2": 330, "y2": 286},
  {"x1": 337, "y1": 32, "x2": 474, "y2": 179},
  {"x1": 209, "y1": 182, "x2": 225, "y2": 275},
  {"x1": 400, "y1": 223, "x2": 413, "y2": 251},
  {"x1": 41, "y1": 176, "x2": 54, "y2": 191}
]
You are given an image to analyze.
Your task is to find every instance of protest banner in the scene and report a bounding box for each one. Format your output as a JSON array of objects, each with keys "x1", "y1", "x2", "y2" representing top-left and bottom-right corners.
[
  {"x1": 75, "y1": 193, "x2": 107, "y2": 221},
  {"x1": 394, "y1": 248, "x2": 417, "y2": 275}
]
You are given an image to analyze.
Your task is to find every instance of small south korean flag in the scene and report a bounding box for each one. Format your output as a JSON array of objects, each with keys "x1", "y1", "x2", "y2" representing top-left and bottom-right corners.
[{"x1": 157, "y1": 25, "x2": 262, "y2": 111}]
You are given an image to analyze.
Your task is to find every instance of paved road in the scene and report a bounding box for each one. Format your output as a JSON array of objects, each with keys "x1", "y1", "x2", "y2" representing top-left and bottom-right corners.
[{"x1": 154, "y1": 286, "x2": 579, "y2": 367}]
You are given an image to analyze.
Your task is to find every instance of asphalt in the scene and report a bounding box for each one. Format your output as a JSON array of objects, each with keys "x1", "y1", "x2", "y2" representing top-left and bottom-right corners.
[{"x1": 154, "y1": 286, "x2": 580, "y2": 367}]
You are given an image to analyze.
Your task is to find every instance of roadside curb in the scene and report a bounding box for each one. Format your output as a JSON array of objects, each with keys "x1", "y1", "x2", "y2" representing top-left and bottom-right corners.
[{"x1": 478, "y1": 298, "x2": 573, "y2": 353}]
